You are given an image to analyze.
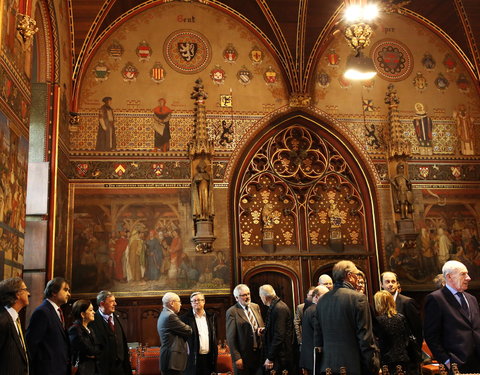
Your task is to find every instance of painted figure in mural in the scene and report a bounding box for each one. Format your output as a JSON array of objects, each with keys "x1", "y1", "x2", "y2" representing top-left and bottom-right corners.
[
  {"x1": 413, "y1": 102, "x2": 433, "y2": 149},
  {"x1": 168, "y1": 230, "x2": 183, "y2": 280},
  {"x1": 453, "y1": 105, "x2": 475, "y2": 155},
  {"x1": 391, "y1": 163, "x2": 413, "y2": 220},
  {"x1": 436, "y1": 228, "x2": 452, "y2": 268},
  {"x1": 96, "y1": 96, "x2": 116, "y2": 151},
  {"x1": 145, "y1": 229, "x2": 163, "y2": 281},
  {"x1": 153, "y1": 98, "x2": 172, "y2": 152},
  {"x1": 113, "y1": 230, "x2": 128, "y2": 282},
  {"x1": 419, "y1": 227, "x2": 436, "y2": 276},
  {"x1": 193, "y1": 161, "x2": 212, "y2": 220},
  {"x1": 212, "y1": 251, "x2": 229, "y2": 284},
  {"x1": 127, "y1": 229, "x2": 143, "y2": 282}
]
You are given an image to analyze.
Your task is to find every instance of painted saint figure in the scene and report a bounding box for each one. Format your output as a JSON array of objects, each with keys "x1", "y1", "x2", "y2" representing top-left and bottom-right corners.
[
  {"x1": 413, "y1": 102, "x2": 433, "y2": 151},
  {"x1": 193, "y1": 161, "x2": 212, "y2": 220},
  {"x1": 453, "y1": 104, "x2": 475, "y2": 155},
  {"x1": 391, "y1": 163, "x2": 414, "y2": 220},
  {"x1": 96, "y1": 96, "x2": 116, "y2": 151},
  {"x1": 153, "y1": 98, "x2": 172, "y2": 151}
]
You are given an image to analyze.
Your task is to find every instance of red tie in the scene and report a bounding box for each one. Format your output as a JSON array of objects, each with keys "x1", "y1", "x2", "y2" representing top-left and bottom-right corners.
[
  {"x1": 58, "y1": 308, "x2": 65, "y2": 328},
  {"x1": 108, "y1": 315, "x2": 115, "y2": 331}
]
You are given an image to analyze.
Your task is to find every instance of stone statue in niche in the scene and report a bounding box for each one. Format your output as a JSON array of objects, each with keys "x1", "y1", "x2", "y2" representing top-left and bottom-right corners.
[
  {"x1": 327, "y1": 201, "x2": 344, "y2": 251},
  {"x1": 192, "y1": 161, "x2": 212, "y2": 221},
  {"x1": 453, "y1": 104, "x2": 475, "y2": 155},
  {"x1": 391, "y1": 163, "x2": 414, "y2": 220},
  {"x1": 261, "y1": 202, "x2": 275, "y2": 253}
]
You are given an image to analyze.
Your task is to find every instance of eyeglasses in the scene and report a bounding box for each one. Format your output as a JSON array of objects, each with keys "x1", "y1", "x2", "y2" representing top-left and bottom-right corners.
[
  {"x1": 239, "y1": 293, "x2": 250, "y2": 298},
  {"x1": 19, "y1": 288, "x2": 29, "y2": 292},
  {"x1": 173, "y1": 300, "x2": 181, "y2": 304},
  {"x1": 191, "y1": 299, "x2": 205, "y2": 303}
]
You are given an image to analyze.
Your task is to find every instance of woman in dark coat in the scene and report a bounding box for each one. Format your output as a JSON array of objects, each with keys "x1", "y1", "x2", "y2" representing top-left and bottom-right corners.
[
  {"x1": 374, "y1": 290, "x2": 410, "y2": 374},
  {"x1": 68, "y1": 299, "x2": 100, "y2": 375}
]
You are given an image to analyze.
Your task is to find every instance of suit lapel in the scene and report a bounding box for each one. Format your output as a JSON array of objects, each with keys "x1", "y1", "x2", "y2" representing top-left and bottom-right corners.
[
  {"x1": 441, "y1": 287, "x2": 471, "y2": 324},
  {"x1": 44, "y1": 301, "x2": 67, "y2": 338},
  {"x1": 6, "y1": 311, "x2": 28, "y2": 363}
]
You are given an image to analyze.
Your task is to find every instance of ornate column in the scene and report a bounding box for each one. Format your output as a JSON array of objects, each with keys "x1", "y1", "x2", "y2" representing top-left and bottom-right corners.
[
  {"x1": 384, "y1": 84, "x2": 416, "y2": 247},
  {"x1": 188, "y1": 79, "x2": 215, "y2": 253}
]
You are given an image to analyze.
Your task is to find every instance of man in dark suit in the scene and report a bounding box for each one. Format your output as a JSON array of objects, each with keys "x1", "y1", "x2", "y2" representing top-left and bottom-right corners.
[
  {"x1": 157, "y1": 292, "x2": 193, "y2": 375},
  {"x1": 26, "y1": 277, "x2": 71, "y2": 375},
  {"x1": 381, "y1": 271, "x2": 422, "y2": 373},
  {"x1": 226, "y1": 284, "x2": 265, "y2": 375},
  {"x1": 315, "y1": 260, "x2": 379, "y2": 375},
  {"x1": 299, "y1": 285, "x2": 329, "y2": 375},
  {"x1": 424, "y1": 260, "x2": 480, "y2": 373},
  {"x1": 259, "y1": 284, "x2": 294, "y2": 374},
  {"x1": 0, "y1": 277, "x2": 30, "y2": 375},
  {"x1": 89, "y1": 290, "x2": 132, "y2": 375},
  {"x1": 180, "y1": 292, "x2": 218, "y2": 375}
]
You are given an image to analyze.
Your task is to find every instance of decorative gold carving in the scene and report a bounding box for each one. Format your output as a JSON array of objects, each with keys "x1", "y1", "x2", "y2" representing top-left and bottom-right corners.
[
  {"x1": 344, "y1": 23, "x2": 373, "y2": 52},
  {"x1": 16, "y1": 14, "x2": 38, "y2": 47},
  {"x1": 384, "y1": 84, "x2": 411, "y2": 158},
  {"x1": 289, "y1": 93, "x2": 311, "y2": 107}
]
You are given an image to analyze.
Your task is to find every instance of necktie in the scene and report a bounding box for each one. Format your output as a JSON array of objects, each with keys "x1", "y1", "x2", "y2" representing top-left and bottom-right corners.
[
  {"x1": 245, "y1": 306, "x2": 258, "y2": 331},
  {"x1": 16, "y1": 318, "x2": 27, "y2": 352},
  {"x1": 58, "y1": 308, "x2": 65, "y2": 328},
  {"x1": 108, "y1": 315, "x2": 115, "y2": 331},
  {"x1": 245, "y1": 306, "x2": 258, "y2": 348},
  {"x1": 16, "y1": 317, "x2": 29, "y2": 369},
  {"x1": 456, "y1": 292, "x2": 470, "y2": 318}
]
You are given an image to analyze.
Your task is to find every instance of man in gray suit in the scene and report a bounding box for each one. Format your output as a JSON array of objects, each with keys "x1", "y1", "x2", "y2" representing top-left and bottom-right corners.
[
  {"x1": 315, "y1": 260, "x2": 379, "y2": 375},
  {"x1": 226, "y1": 284, "x2": 265, "y2": 375},
  {"x1": 158, "y1": 292, "x2": 192, "y2": 375}
]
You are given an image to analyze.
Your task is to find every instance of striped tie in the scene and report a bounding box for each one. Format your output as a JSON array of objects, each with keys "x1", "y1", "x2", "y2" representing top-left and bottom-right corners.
[
  {"x1": 16, "y1": 317, "x2": 29, "y2": 369},
  {"x1": 245, "y1": 306, "x2": 258, "y2": 348}
]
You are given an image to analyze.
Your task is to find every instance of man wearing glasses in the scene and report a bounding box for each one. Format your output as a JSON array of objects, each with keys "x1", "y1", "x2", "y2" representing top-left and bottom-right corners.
[
  {"x1": 0, "y1": 277, "x2": 30, "y2": 374},
  {"x1": 226, "y1": 284, "x2": 265, "y2": 375},
  {"x1": 158, "y1": 292, "x2": 192, "y2": 375},
  {"x1": 180, "y1": 292, "x2": 218, "y2": 375}
]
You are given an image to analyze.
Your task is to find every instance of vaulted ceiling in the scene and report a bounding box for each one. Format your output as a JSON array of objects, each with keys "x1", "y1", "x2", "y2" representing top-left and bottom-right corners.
[{"x1": 68, "y1": 0, "x2": 480, "y2": 94}]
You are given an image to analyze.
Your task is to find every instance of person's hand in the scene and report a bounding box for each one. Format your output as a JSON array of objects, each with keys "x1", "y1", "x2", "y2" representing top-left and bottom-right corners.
[
  {"x1": 264, "y1": 359, "x2": 274, "y2": 370},
  {"x1": 257, "y1": 327, "x2": 265, "y2": 335},
  {"x1": 235, "y1": 359, "x2": 244, "y2": 370},
  {"x1": 314, "y1": 346, "x2": 322, "y2": 353}
]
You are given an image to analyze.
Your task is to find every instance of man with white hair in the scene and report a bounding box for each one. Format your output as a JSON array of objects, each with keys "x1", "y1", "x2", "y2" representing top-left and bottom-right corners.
[
  {"x1": 157, "y1": 292, "x2": 193, "y2": 375},
  {"x1": 300, "y1": 285, "x2": 329, "y2": 374},
  {"x1": 315, "y1": 260, "x2": 379, "y2": 374},
  {"x1": 318, "y1": 274, "x2": 333, "y2": 290},
  {"x1": 259, "y1": 284, "x2": 294, "y2": 374},
  {"x1": 226, "y1": 284, "x2": 265, "y2": 375},
  {"x1": 424, "y1": 260, "x2": 480, "y2": 373}
]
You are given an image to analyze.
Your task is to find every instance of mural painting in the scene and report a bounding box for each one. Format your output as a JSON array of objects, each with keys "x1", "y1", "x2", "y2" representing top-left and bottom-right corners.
[
  {"x1": 70, "y1": 186, "x2": 230, "y2": 296},
  {"x1": 385, "y1": 189, "x2": 480, "y2": 290},
  {"x1": 0, "y1": 111, "x2": 28, "y2": 278}
]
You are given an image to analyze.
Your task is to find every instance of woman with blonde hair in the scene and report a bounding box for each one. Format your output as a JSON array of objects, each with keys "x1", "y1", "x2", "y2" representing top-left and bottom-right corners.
[{"x1": 374, "y1": 290, "x2": 410, "y2": 374}]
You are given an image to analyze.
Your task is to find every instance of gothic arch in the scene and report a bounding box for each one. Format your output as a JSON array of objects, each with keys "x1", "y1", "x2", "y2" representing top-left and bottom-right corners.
[{"x1": 229, "y1": 110, "x2": 382, "y2": 292}]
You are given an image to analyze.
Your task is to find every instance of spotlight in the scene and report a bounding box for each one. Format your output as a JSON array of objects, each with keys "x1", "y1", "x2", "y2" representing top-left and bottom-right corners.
[{"x1": 344, "y1": 51, "x2": 377, "y2": 80}]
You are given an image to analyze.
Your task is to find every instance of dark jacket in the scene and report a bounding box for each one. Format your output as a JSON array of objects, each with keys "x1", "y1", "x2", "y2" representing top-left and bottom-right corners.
[
  {"x1": 0, "y1": 308, "x2": 28, "y2": 375},
  {"x1": 315, "y1": 282, "x2": 379, "y2": 375},
  {"x1": 424, "y1": 286, "x2": 480, "y2": 371},
  {"x1": 89, "y1": 311, "x2": 132, "y2": 375},
  {"x1": 26, "y1": 300, "x2": 70, "y2": 375},
  {"x1": 68, "y1": 320, "x2": 100, "y2": 375},
  {"x1": 263, "y1": 297, "x2": 294, "y2": 373},
  {"x1": 395, "y1": 293, "x2": 423, "y2": 348},
  {"x1": 180, "y1": 309, "x2": 218, "y2": 375}
]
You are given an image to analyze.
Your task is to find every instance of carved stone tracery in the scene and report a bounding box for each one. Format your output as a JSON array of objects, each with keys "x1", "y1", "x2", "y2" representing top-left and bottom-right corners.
[{"x1": 238, "y1": 125, "x2": 366, "y2": 252}]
